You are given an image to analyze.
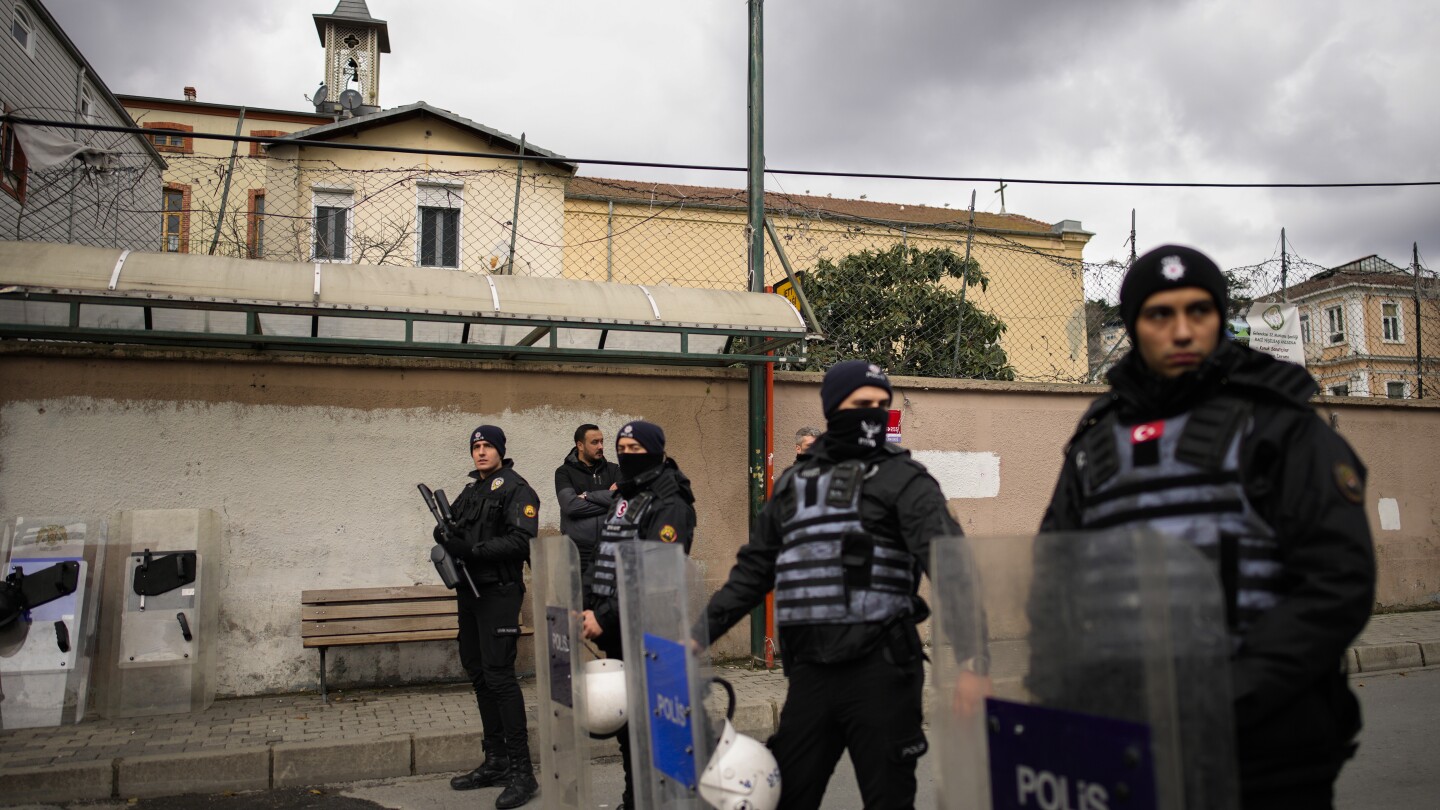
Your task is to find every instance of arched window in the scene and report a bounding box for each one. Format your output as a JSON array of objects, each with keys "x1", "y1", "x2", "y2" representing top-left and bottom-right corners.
[{"x1": 11, "y1": 4, "x2": 35, "y2": 56}]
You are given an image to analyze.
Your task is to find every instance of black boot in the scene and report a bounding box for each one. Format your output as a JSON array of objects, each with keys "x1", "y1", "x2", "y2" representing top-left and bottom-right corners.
[
  {"x1": 449, "y1": 746, "x2": 510, "y2": 791},
  {"x1": 494, "y1": 759, "x2": 539, "y2": 809}
]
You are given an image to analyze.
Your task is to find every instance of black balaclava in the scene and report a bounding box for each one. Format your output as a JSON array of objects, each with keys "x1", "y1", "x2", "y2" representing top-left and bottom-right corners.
[
  {"x1": 820, "y1": 360, "x2": 893, "y2": 458},
  {"x1": 616, "y1": 420, "x2": 666, "y2": 489}
]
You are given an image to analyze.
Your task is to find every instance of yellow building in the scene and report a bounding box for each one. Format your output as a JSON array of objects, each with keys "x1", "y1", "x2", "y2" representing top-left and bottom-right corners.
[
  {"x1": 564, "y1": 178, "x2": 1094, "y2": 380},
  {"x1": 115, "y1": 0, "x2": 1095, "y2": 381},
  {"x1": 1267, "y1": 255, "x2": 1440, "y2": 398}
]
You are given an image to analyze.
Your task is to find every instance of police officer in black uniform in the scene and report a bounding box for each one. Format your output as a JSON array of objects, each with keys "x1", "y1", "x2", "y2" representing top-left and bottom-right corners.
[
  {"x1": 700, "y1": 361, "x2": 983, "y2": 810},
  {"x1": 437, "y1": 425, "x2": 541, "y2": 809},
  {"x1": 580, "y1": 420, "x2": 697, "y2": 810},
  {"x1": 1039, "y1": 245, "x2": 1375, "y2": 810}
]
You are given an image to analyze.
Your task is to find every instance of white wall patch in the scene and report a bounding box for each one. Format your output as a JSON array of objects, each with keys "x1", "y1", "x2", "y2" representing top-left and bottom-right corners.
[
  {"x1": 911, "y1": 451, "x2": 1001, "y2": 499},
  {"x1": 1377, "y1": 497, "x2": 1401, "y2": 531}
]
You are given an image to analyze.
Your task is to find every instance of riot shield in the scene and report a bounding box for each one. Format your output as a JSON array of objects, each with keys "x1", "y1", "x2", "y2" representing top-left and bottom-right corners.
[
  {"x1": 530, "y1": 534, "x2": 592, "y2": 810},
  {"x1": 616, "y1": 541, "x2": 714, "y2": 810},
  {"x1": 931, "y1": 530, "x2": 1239, "y2": 810},
  {"x1": 0, "y1": 516, "x2": 108, "y2": 729},
  {"x1": 96, "y1": 509, "x2": 222, "y2": 718}
]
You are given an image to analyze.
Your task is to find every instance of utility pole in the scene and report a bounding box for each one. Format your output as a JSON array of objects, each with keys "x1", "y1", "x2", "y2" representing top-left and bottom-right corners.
[
  {"x1": 1129, "y1": 209, "x2": 1137, "y2": 265},
  {"x1": 746, "y1": 0, "x2": 769, "y2": 663},
  {"x1": 1416, "y1": 242, "x2": 1425, "y2": 399},
  {"x1": 1280, "y1": 228, "x2": 1289, "y2": 303}
]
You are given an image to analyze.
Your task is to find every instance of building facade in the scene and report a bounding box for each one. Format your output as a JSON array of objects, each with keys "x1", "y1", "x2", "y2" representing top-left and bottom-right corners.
[{"x1": 1, "y1": 0, "x2": 164, "y2": 248}]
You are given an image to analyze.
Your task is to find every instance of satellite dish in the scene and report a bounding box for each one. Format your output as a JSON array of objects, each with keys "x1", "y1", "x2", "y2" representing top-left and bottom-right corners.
[
  {"x1": 313, "y1": 84, "x2": 329, "y2": 108},
  {"x1": 339, "y1": 89, "x2": 362, "y2": 111}
]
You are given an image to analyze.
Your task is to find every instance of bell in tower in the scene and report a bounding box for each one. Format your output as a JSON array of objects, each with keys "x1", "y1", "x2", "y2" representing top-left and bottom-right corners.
[{"x1": 312, "y1": 1, "x2": 391, "y2": 117}]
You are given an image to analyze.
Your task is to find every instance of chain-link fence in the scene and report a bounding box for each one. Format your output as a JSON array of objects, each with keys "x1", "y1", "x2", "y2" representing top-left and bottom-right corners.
[{"x1": 3, "y1": 119, "x2": 1436, "y2": 396}]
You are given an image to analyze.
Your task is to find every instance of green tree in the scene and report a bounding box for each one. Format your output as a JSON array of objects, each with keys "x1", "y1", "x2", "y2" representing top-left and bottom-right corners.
[{"x1": 799, "y1": 244, "x2": 1014, "y2": 379}]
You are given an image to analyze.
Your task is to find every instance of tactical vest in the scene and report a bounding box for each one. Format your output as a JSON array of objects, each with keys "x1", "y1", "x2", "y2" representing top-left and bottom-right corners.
[
  {"x1": 589, "y1": 492, "x2": 655, "y2": 599},
  {"x1": 1075, "y1": 396, "x2": 1283, "y2": 637},
  {"x1": 774, "y1": 458, "x2": 915, "y2": 627},
  {"x1": 453, "y1": 471, "x2": 523, "y2": 585}
]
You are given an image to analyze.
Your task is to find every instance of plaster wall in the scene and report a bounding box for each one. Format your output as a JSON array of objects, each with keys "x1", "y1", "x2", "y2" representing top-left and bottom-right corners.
[{"x1": 1, "y1": 349, "x2": 1436, "y2": 698}]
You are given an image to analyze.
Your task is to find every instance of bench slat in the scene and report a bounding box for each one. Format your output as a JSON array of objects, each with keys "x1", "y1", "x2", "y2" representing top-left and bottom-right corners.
[
  {"x1": 302, "y1": 601, "x2": 458, "y2": 621},
  {"x1": 301, "y1": 585, "x2": 454, "y2": 604},
  {"x1": 303, "y1": 615, "x2": 459, "y2": 638},
  {"x1": 304, "y1": 628, "x2": 459, "y2": 648}
]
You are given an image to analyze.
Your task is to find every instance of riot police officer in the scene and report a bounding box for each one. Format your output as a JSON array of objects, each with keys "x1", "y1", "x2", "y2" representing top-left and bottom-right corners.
[
  {"x1": 1039, "y1": 245, "x2": 1375, "y2": 810},
  {"x1": 700, "y1": 360, "x2": 982, "y2": 810},
  {"x1": 437, "y1": 425, "x2": 540, "y2": 809},
  {"x1": 581, "y1": 420, "x2": 697, "y2": 810}
]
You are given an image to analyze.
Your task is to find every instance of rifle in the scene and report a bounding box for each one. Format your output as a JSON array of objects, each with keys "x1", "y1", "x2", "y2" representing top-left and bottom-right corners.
[{"x1": 418, "y1": 483, "x2": 479, "y2": 598}]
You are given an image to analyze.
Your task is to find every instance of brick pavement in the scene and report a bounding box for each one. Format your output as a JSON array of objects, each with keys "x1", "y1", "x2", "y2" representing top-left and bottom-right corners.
[{"x1": 1, "y1": 610, "x2": 1435, "y2": 804}]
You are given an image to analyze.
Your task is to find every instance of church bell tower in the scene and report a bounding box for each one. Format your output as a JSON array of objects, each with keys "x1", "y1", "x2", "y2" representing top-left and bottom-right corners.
[{"x1": 312, "y1": 1, "x2": 390, "y2": 117}]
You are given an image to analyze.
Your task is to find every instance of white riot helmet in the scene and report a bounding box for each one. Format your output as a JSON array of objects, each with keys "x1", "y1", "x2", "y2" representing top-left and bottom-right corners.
[
  {"x1": 582, "y1": 658, "x2": 627, "y2": 738},
  {"x1": 699, "y1": 678, "x2": 781, "y2": 810}
]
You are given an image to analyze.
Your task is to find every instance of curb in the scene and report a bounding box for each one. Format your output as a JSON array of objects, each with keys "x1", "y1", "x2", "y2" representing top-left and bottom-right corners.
[
  {"x1": 0, "y1": 700, "x2": 782, "y2": 805},
  {"x1": 1346, "y1": 642, "x2": 1433, "y2": 674}
]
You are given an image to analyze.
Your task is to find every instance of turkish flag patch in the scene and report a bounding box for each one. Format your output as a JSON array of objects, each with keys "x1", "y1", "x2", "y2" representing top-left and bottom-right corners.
[{"x1": 1130, "y1": 421, "x2": 1164, "y2": 444}]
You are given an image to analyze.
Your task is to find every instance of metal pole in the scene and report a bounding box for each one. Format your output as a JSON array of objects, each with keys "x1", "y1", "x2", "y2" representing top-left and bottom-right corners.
[
  {"x1": 765, "y1": 218, "x2": 821, "y2": 334},
  {"x1": 1416, "y1": 242, "x2": 1424, "y2": 399},
  {"x1": 1129, "y1": 208, "x2": 1137, "y2": 265},
  {"x1": 67, "y1": 65, "x2": 87, "y2": 244},
  {"x1": 1280, "y1": 228, "x2": 1289, "y2": 303},
  {"x1": 746, "y1": 0, "x2": 769, "y2": 664},
  {"x1": 209, "y1": 108, "x2": 246, "y2": 255},
  {"x1": 951, "y1": 190, "x2": 976, "y2": 375},
  {"x1": 507, "y1": 133, "x2": 525, "y2": 275},
  {"x1": 606, "y1": 200, "x2": 614, "y2": 282}
]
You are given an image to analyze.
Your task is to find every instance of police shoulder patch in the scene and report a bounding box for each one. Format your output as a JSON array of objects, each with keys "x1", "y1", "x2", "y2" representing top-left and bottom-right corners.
[
  {"x1": 490, "y1": 477, "x2": 505, "y2": 491},
  {"x1": 523, "y1": 504, "x2": 537, "y2": 519},
  {"x1": 1333, "y1": 462, "x2": 1364, "y2": 504},
  {"x1": 659, "y1": 525, "x2": 678, "y2": 543}
]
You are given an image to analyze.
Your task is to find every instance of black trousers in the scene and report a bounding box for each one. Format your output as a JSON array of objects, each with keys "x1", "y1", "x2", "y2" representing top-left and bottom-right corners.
[
  {"x1": 457, "y1": 582, "x2": 528, "y2": 763},
  {"x1": 769, "y1": 645, "x2": 927, "y2": 810},
  {"x1": 596, "y1": 632, "x2": 635, "y2": 805}
]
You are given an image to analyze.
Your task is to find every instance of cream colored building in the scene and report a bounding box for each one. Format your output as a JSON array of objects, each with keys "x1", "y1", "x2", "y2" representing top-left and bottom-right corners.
[
  {"x1": 116, "y1": 0, "x2": 1095, "y2": 381},
  {"x1": 1265, "y1": 255, "x2": 1440, "y2": 398}
]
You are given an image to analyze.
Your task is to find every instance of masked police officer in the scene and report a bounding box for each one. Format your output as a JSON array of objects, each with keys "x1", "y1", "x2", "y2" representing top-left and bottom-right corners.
[
  {"x1": 1040, "y1": 245, "x2": 1375, "y2": 810},
  {"x1": 580, "y1": 420, "x2": 697, "y2": 810},
  {"x1": 700, "y1": 360, "x2": 981, "y2": 810},
  {"x1": 437, "y1": 425, "x2": 541, "y2": 808}
]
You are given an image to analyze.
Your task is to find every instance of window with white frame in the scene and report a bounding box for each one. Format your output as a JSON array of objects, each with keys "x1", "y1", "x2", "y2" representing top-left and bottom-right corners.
[
  {"x1": 312, "y1": 189, "x2": 353, "y2": 262},
  {"x1": 11, "y1": 4, "x2": 34, "y2": 56},
  {"x1": 1299, "y1": 313, "x2": 1311, "y2": 345},
  {"x1": 416, "y1": 183, "x2": 462, "y2": 268},
  {"x1": 1387, "y1": 381, "x2": 1407, "y2": 399},
  {"x1": 78, "y1": 86, "x2": 95, "y2": 119},
  {"x1": 1324, "y1": 304, "x2": 1345, "y2": 344},
  {"x1": 1382, "y1": 302, "x2": 1403, "y2": 342}
]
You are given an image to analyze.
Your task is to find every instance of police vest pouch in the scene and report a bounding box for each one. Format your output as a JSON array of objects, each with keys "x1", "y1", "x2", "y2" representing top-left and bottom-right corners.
[{"x1": 841, "y1": 533, "x2": 874, "y2": 588}]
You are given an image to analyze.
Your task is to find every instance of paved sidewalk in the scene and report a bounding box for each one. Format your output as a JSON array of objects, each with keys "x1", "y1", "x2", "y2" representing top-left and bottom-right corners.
[{"x1": 1, "y1": 610, "x2": 1435, "y2": 805}]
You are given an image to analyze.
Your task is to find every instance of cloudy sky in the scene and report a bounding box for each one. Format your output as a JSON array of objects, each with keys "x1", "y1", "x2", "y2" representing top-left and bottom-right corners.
[{"x1": 45, "y1": 0, "x2": 1440, "y2": 276}]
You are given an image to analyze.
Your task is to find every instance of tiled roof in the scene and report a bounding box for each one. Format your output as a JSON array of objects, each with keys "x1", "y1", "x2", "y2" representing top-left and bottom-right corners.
[
  {"x1": 1275, "y1": 255, "x2": 1428, "y2": 301},
  {"x1": 565, "y1": 177, "x2": 1057, "y2": 234}
]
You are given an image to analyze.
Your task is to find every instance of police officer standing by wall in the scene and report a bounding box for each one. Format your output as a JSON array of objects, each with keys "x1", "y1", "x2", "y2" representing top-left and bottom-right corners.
[
  {"x1": 437, "y1": 425, "x2": 541, "y2": 808},
  {"x1": 554, "y1": 423, "x2": 620, "y2": 574},
  {"x1": 1040, "y1": 245, "x2": 1375, "y2": 810},
  {"x1": 700, "y1": 360, "x2": 980, "y2": 810},
  {"x1": 580, "y1": 420, "x2": 697, "y2": 810}
]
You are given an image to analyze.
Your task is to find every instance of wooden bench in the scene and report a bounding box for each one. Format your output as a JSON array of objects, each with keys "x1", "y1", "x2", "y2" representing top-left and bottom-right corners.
[{"x1": 301, "y1": 584, "x2": 530, "y2": 703}]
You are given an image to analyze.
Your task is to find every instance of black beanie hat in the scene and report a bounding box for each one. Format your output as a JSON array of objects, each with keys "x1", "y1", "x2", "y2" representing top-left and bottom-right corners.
[
  {"x1": 1120, "y1": 245, "x2": 1229, "y2": 338},
  {"x1": 617, "y1": 420, "x2": 666, "y2": 454},
  {"x1": 820, "y1": 360, "x2": 893, "y2": 417},
  {"x1": 469, "y1": 425, "x2": 507, "y2": 458}
]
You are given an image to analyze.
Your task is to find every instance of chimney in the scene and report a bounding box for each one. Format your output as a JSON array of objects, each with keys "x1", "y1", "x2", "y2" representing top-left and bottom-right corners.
[{"x1": 183, "y1": 86, "x2": 197, "y2": 102}]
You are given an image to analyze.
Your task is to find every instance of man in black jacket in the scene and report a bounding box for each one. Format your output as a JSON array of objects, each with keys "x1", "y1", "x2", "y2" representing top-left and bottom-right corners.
[
  {"x1": 1040, "y1": 245, "x2": 1375, "y2": 810},
  {"x1": 580, "y1": 420, "x2": 696, "y2": 810},
  {"x1": 437, "y1": 425, "x2": 540, "y2": 808},
  {"x1": 553, "y1": 423, "x2": 620, "y2": 573},
  {"x1": 700, "y1": 361, "x2": 982, "y2": 810}
]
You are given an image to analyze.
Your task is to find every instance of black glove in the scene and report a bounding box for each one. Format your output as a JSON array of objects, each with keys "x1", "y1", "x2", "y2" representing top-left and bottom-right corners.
[{"x1": 434, "y1": 524, "x2": 470, "y2": 559}]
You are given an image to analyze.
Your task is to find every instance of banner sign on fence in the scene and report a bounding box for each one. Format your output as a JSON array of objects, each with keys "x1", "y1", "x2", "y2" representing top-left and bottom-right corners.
[{"x1": 1245, "y1": 303, "x2": 1305, "y2": 365}]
